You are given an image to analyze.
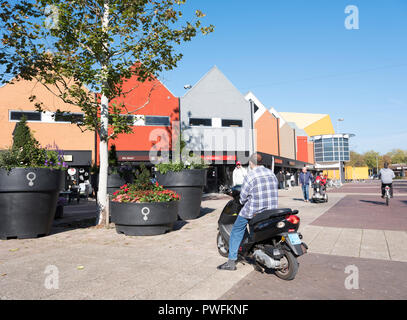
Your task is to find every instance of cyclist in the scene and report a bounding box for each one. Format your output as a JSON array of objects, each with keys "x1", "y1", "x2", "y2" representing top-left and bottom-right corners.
[{"x1": 378, "y1": 162, "x2": 395, "y2": 198}]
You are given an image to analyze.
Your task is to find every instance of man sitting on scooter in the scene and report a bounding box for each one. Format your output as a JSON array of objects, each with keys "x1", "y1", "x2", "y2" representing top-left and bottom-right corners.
[{"x1": 217, "y1": 153, "x2": 278, "y2": 271}]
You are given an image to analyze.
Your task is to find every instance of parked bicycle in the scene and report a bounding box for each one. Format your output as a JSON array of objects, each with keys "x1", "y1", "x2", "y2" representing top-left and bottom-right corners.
[{"x1": 326, "y1": 179, "x2": 342, "y2": 188}]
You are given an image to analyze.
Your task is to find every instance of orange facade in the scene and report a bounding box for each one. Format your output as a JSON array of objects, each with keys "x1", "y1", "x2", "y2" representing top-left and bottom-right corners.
[
  {"x1": 255, "y1": 111, "x2": 279, "y2": 156},
  {"x1": 307, "y1": 141, "x2": 315, "y2": 164},
  {"x1": 0, "y1": 78, "x2": 94, "y2": 157}
]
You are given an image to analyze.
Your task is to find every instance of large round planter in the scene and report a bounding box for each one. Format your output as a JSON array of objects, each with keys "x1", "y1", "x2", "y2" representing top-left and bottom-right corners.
[
  {"x1": 156, "y1": 169, "x2": 207, "y2": 220},
  {"x1": 107, "y1": 173, "x2": 126, "y2": 195},
  {"x1": 110, "y1": 200, "x2": 178, "y2": 236},
  {"x1": 0, "y1": 168, "x2": 65, "y2": 240}
]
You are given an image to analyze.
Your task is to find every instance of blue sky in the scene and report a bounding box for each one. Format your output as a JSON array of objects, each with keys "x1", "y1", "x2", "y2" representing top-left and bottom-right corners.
[{"x1": 160, "y1": 0, "x2": 407, "y2": 154}]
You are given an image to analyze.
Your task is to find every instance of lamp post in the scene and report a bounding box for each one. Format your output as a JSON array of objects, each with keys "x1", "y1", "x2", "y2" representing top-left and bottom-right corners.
[{"x1": 336, "y1": 118, "x2": 344, "y2": 134}]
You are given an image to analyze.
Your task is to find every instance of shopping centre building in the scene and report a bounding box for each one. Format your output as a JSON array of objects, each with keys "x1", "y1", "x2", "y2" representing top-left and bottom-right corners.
[{"x1": 0, "y1": 65, "x2": 347, "y2": 190}]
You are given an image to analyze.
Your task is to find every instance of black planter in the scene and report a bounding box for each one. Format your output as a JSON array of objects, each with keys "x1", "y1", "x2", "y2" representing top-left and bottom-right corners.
[
  {"x1": 156, "y1": 169, "x2": 207, "y2": 220},
  {"x1": 107, "y1": 173, "x2": 126, "y2": 195},
  {"x1": 54, "y1": 205, "x2": 64, "y2": 219},
  {"x1": 0, "y1": 168, "x2": 65, "y2": 240},
  {"x1": 110, "y1": 200, "x2": 178, "y2": 236}
]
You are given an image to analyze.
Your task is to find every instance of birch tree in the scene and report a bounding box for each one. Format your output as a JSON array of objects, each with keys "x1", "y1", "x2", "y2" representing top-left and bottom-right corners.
[{"x1": 0, "y1": 0, "x2": 214, "y2": 225}]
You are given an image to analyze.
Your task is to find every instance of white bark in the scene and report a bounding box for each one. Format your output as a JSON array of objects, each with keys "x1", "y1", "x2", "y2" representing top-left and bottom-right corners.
[
  {"x1": 97, "y1": 93, "x2": 109, "y2": 225},
  {"x1": 96, "y1": 1, "x2": 110, "y2": 225}
]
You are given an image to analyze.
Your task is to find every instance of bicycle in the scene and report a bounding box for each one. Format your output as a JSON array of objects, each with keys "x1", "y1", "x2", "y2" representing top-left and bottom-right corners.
[{"x1": 384, "y1": 186, "x2": 391, "y2": 206}]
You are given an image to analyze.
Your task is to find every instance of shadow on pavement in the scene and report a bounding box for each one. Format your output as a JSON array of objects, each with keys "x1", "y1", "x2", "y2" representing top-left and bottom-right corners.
[
  {"x1": 359, "y1": 199, "x2": 387, "y2": 206},
  {"x1": 198, "y1": 207, "x2": 216, "y2": 218}
]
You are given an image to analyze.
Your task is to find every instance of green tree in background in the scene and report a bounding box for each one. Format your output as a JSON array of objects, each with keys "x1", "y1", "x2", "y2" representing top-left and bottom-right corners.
[
  {"x1": 363, "y1": 150, "x2": 381, "y2": 173},
  {"x1": 0, "y1": 0, "x2": 214, "y2": 225},
  {"x1": 387, "y1": 149, "x2": 407, "y2": 164},
  {"x1": 349, "y1": 151, "x2": 366, "y2": 167}
]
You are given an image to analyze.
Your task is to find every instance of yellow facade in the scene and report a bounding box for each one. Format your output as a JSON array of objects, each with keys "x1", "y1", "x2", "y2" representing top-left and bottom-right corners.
[
  {"x1": 304, "y1": 115, "x2": 335, "y2": 136},
  {"x1": 278, "y1": 112, "x2": 335, "y2": 136},
  {"x1": 323, "y1": 169, "x2": 341, "y2": 180},
  {"x1": 345, "y1": 166, "x2": 369, "y2": 180}
]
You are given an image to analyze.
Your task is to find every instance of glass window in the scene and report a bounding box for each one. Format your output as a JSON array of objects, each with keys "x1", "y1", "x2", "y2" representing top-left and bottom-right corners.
[
  {"x1": 54, "y1": 112, "x2": 84, "y2": 123},
  {"x1": 253, "y1": 103, "x2": 259, "y2": 113},
  {"x1": 222, "y1": 119, "x2": 243, "y2": 127},
  {"x1": 10, "y1": 111, "x2": 41, "y2": 121},
  {"x1": 189, "y1": 118, "x2": 212, "y2": 127},
  {"x1": 145, "y1": 116, "x2": 170, "y2": 126}
]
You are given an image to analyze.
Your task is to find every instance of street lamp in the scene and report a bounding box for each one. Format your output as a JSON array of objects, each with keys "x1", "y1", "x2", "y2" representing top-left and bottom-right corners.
[{"x1": 336, "y1": 118, "x2": 344, "y2": 134}]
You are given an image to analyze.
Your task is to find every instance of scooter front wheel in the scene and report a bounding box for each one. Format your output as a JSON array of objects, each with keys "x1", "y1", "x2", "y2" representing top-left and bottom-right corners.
[
  {"x1": 217, "y1": 232, "x2": 229, "y2": 257},
  {"x1": 274, "y1": 251, "x2": 299, "y2": 281}
]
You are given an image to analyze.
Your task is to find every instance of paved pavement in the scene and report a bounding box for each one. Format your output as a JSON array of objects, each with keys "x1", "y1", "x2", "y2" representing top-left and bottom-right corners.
[
  {"x1": 1, "y1": 181, "x2": 406, "y2": 299},
  {"x1": 222, "y1": 180, "x2": 407, "y2": 300}
]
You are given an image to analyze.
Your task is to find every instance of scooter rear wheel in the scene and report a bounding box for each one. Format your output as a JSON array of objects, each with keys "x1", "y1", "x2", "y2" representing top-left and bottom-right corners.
[
  {"x1": 217, "y1": 232, "x2": 229, "y2": 257},
  {"x1": 274, "y1": 251, "x2": 299, "y2": 281}
]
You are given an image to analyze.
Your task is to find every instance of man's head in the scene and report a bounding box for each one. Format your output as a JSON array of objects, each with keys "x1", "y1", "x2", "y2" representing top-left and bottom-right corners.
[
  {"x1": 319, "y1": 171, "x2": 324, "y2": 176},
  {"x1": 384, "y1": 162, "x2": 389, "y2": 169},
  {"x1": 248, "y1": 153, "x2": 262, "y2": 169},
  {"x1": 236, "y1": 161, "x2": 241, "y2": 168},
  {"x1": 302, "y1": 167, "x2": 307, "y2": 173}
]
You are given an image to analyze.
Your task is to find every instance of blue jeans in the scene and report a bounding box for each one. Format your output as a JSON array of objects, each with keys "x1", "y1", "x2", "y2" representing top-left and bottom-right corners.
[
  {"x1": 228, "y1": 215, "x2": 249, "y2": 261},
  {"x1": 301, "y1": 184, "x2": 309, "y2": 201}
]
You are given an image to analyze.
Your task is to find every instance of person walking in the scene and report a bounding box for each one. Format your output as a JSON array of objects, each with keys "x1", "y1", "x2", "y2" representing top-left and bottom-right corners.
[
  {"x1": 276, "y1": 170, "x2": 284, "y2": 189},
  {"x1": 232, "y1": 161, "x2": 247, "y2": 186},
  {"x1": 299, "y1": 167, "x2": 313, "y2": 202},
  {"x1": 217, "y1": 153, "x2": 278, "y2": 271}
]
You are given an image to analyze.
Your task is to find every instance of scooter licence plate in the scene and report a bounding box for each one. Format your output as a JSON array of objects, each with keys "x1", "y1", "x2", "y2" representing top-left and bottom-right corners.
[{"x1": 287, "y1": 233, "x2": 302, "y2": 245}]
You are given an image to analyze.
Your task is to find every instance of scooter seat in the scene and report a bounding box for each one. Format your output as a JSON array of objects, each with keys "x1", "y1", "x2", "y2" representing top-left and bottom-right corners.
[{"x1": 249, "y1": 208, "x2": 294, "y2": 226}]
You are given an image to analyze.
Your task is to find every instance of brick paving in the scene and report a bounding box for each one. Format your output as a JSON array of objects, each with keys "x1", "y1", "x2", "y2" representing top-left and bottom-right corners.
[
  {"x1": 1, "y1": 181, "x2": 406, "y2": 300},
  {"x1": 221, "y1": 253, "x2": 407, "y2": 300},
  {"x1": 222, "y1": 180, "x2": 407, "y2": 299},
  {"x1": 310, "y1": 195, "x2": 407, "y2": 231}
]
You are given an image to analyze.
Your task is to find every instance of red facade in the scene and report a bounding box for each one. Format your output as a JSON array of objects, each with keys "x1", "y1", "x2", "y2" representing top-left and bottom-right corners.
[
  {"x1": 97, "y1": 74, "x2": 179, "y2": 163},
  {"x1": 296, "y1": 136, "x2": 309, "y2": 163}
]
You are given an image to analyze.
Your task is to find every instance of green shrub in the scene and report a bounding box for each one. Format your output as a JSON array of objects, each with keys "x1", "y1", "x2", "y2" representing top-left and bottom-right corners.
[
  {"x1": 0, "y1": 116, "x2": 67, "y2": 171},
  {"x1": 155, "y1": 161, "x2": 208, "y2": 174}
]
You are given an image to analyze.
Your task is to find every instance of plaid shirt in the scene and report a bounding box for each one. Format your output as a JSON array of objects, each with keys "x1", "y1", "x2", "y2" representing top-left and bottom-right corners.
[{"x1": 239, "y1": 166, "x2": 278, "y2": 219}]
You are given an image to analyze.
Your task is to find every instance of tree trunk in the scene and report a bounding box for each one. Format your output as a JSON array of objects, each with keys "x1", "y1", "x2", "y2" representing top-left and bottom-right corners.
[
  {"x1": 97, "y1": 93, "x2": 109, "y2": 225},
  {"x1": 96, "y1": 1, "x2": 110, "y2": 226}
]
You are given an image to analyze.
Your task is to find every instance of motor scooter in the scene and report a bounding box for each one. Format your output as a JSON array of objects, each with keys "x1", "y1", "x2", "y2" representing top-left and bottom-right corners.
[
  {"x1": 217, "y1": 186, "x2": 308, "y2": 280},
  {"x1": 311, "y1": 180, "x2": 328, "y2": 203}
]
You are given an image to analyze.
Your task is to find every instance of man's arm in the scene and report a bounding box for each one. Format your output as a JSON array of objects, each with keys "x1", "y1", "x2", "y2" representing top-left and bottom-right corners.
[{"x1": 239, "y1": 175, "x2": 251, "y2": 205}]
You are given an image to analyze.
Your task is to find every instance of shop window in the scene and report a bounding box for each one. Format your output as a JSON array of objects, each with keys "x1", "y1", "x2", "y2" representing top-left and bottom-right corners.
[
  {"x1": 9, "y1": 111, "x2": 41, "y2": 122},
  {"x1": 189, "y1": 118, "x2": 212, "y2": 127}
]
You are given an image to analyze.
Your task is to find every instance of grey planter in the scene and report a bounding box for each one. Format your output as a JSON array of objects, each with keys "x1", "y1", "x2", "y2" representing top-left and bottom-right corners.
[
  {"x1": 107, "y1": 173, "x2": 126, "y2": 195},
  {"x1": 156, "y1": 169, "x2": 207, "y2": 220},
  {"x1": 110, "y1": 200, "x2": 179, "y2": 236},
  {"x1": 0, "y1": 168, "x2": 65, "y2": 240}
]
